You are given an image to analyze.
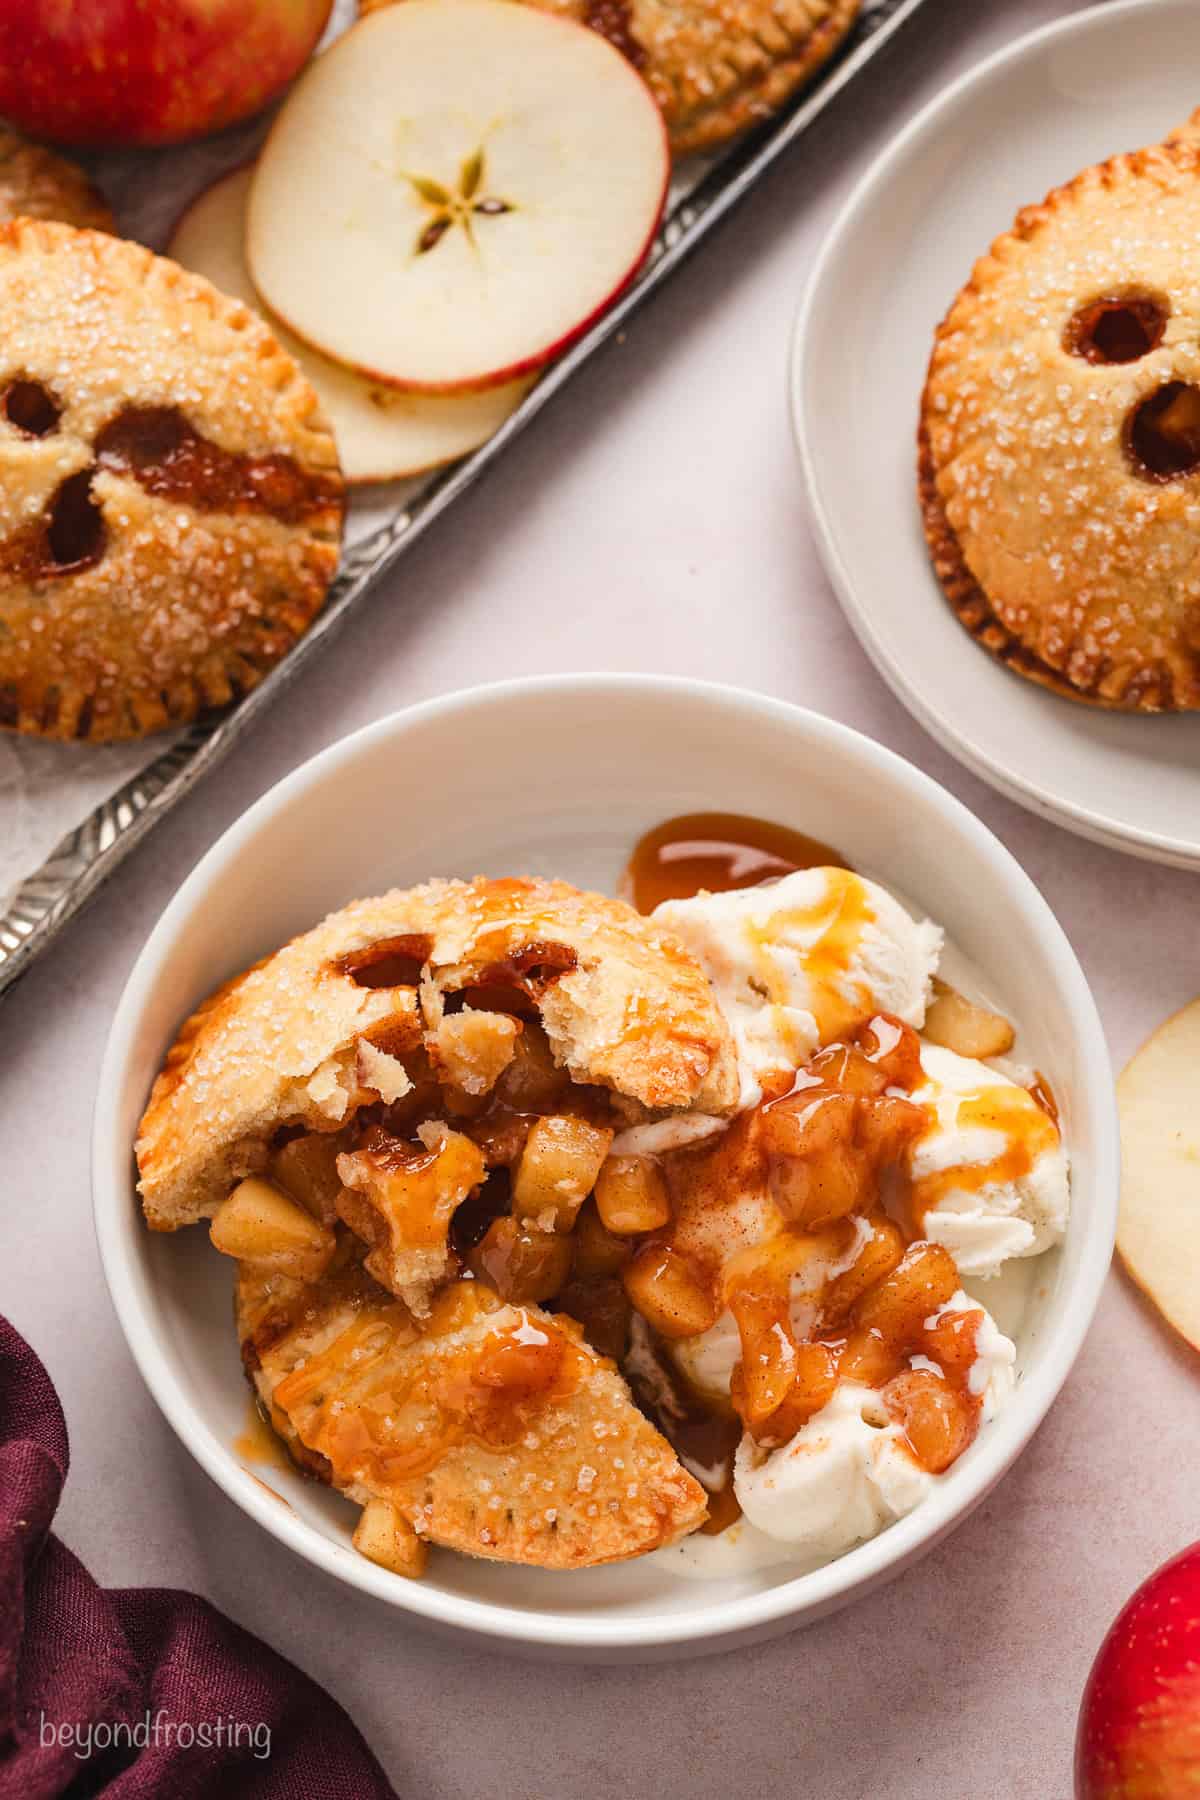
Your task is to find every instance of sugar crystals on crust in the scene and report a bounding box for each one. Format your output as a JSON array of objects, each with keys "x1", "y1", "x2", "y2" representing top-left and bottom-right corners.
[
  {"x1": 920, "y1": 129, "x2": 1200, "y2": 712},
  {"x1": 239, "y1": 1260, "x2": 708, "y2": 1568},
  {"x1": 136, "y1": 876, "x2": 740, "y2": 1232},
  {"x1": 0, "y1": 220, "x2": 343, "y2": 741}
]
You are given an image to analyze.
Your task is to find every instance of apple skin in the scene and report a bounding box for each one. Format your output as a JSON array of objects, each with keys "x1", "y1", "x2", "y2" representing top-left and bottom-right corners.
[
  {"x1": 0, "y1": 0, "x2": 333, "y2": 147},
  {"x1": 1076, "y1": 1543, "x2": 1200, "y2": 1797}
]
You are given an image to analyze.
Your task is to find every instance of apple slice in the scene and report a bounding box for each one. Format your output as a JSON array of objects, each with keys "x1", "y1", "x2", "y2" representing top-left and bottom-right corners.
[
  {"x1": 246, "y1": 1, "x2": 669, "y2": 393},
  {"x1": 1117, "y1": 997, "x2": 1200, "y2": 1350},
  {"x1": 168, "y1": 165, "x2": 532, "y2": 483}
]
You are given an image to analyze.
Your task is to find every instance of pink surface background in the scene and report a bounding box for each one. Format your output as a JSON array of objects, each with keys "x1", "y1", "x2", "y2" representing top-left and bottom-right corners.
[{"x1": 1, "y1": 1, "x2": 1195, "y2": 1792}]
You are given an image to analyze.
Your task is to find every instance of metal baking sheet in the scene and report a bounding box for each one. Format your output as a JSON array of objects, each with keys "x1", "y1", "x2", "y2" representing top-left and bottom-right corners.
[{"x1": 0, "y1": 0, "x2": 928, "y2": 997}]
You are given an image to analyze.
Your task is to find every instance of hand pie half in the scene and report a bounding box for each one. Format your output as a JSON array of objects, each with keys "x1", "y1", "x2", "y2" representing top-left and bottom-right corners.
[
  {"x1": 238, "y1": 1252, "x2": 708, "y2": 1568},
  {"x1": 137, "y1": 876, "x2": 739, "y2": 1232}
]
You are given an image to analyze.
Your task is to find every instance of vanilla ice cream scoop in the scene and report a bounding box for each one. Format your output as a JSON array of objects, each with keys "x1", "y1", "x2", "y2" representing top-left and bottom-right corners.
[
  {"x1": 653, "y1": 869, "x2": 942, "y2": 1105},
  {"x1": 733, "y1": 1382, "x2": 931, "y2": 1555},
  {"x1": 733, "y1": 1293, "x2": 1015, "y2": 1555},
  {"x1": 908, "y1": 1043, "x2": 1069, "y2": 1278}
]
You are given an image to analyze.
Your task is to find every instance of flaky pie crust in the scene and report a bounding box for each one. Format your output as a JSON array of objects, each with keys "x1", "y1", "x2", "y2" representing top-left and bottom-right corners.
[{"x1": 136, "y1": 876, "x2": 739, "y2": 1232}]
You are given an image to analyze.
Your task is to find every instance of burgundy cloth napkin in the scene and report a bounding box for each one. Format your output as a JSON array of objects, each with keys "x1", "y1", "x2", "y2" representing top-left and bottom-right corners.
[{"x1": 0, "y1": 1316, "x2": 399, "y2": 1798}]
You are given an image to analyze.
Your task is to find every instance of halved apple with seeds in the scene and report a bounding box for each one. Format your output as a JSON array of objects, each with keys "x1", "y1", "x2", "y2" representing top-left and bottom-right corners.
[
  {"x1": 246, "y1": 0, "x2": 670, "y2": 393},
  {"x1": 168, "y1": 166, "x2": 533, "y2": 483},
  {"x1": 1117, "y1": 998, "x2": 1200, "y2": 1350}
]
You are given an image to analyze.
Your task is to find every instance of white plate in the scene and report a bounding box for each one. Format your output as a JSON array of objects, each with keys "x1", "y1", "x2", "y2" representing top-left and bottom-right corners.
[
  {"x1": 93, "y1": 676, "x2": 1117, "y2": 1659},
  {"x1": 792, "y1": 0, "x2": 1200, "y2": 869}
]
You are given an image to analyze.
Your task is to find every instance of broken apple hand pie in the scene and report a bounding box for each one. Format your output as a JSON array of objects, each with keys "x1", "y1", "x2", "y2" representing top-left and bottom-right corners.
[
  {"x1": 921, "y1": 117, "x2": 1200, "y2": 711},
  {"x1": 137, "y1": 875, "x2": 736, "y2": 1571},
  {"x1": 136, "y1": 851, "x2": 1070, "y2": 1580}
]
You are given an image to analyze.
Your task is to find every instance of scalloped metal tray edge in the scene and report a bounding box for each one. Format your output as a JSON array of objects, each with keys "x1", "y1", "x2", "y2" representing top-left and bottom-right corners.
[{"x1": 0, "y1": 0, "x2": 926, "y2": 998}]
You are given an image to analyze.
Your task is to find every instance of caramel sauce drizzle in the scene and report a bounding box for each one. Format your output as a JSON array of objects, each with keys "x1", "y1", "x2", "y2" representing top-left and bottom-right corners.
[
  {"x1": 910, "y1": 1084, "x2": 1060, "y2": 1234},
  {"x1": 234, "y1": 1393, "x2": 296, "y2": 1474},
  {"x1": 623, "y1": 812, "x2": 849, "y2": 913},
  {"x1": 276, "y1": 1286, "x2": 586, "y2": 1491},
  {"x1": 1027, "y1": 1070, "x2": 1060, "y2": 1126},
  {"x1": 748, "y1": 868, "x2": 874, "y2": 1045}
]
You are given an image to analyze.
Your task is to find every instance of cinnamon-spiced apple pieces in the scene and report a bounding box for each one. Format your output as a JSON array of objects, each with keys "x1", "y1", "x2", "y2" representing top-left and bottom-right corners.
[{"x1": 210, "y1": 1175, "x2": 336, "y2": 1281}]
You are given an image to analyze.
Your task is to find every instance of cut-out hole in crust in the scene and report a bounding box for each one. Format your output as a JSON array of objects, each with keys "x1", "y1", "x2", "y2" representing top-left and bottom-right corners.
[
  {"x1": 442, "y1": 985, "x2": 538, "y2": 1019},
  {"x1": 1125, "y1": 381, "x2": 1200, "y2": 481},
  {"x1": 0, "y1": 468, "x2": 105, "y2": 582},
  {"x1": 477, "y1": 940, "x2": 579, "y2": 999},
  {"x1": 46, "y1": 469, "x2": 105, "y2": 570},
  {"x1": 2, "y1": 378, "x2": 62, "y2": 438},
  {"x1": 1065, "y1": 292, "x2": 1168, "y2": 365},
  {"x1": 335, "y1": 934, "x2": 433, "y2": 989},
  {"x1": 95, "y1": 404, "x2": 341, "y2": 525}
]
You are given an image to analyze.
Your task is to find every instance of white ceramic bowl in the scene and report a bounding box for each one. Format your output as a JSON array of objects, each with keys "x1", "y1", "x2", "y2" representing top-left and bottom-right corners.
[{"x1": 93, "y1": 676, "x2": 1118, "y2": 1659}]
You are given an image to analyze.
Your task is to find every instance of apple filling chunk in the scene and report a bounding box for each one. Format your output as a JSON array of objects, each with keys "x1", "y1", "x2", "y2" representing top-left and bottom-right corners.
[
  {"x1": 430, "y1": 1008, "x2": 521, "y2": 1096},
  {"x1": 210, "y1": 1176, "x2": 336, "y2": 1282},
  {"x1": 353, "y1": 1499, "x2": 428, "y2": 1579},
  {"x1": 336, "y1": 1123, "x2": 487, "y2": 1310},
  {"x1": 921, "y1": 978, "x2": 1015, "y2": 1060},
  {"x1": 511, "y1": 1114, "x2": 613, "y2": 1232},
  {"x1": 268, "y1": 1131, "x2": 345, "y2": 1227}
]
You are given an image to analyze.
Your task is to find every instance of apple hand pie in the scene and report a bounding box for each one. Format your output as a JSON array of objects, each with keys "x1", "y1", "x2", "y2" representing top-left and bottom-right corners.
[
  {"x1": 921, "y1": 123, "x2": 1200, "y2": 711},
  {"x1": 238, "y1": 1249, "x2": 706, "y2": 1569},
  {"x1": 0, "y1": 220, "x2": 342, "y2": 741},
  {"x1": 136, "y1": 875, "x2": 737, "y2": 1570},
  {"x1": 138, "y1": 876, "x2": 737, "y2": 1234},
  {"x1": 0, "y1": 127, "x2": 113, "y2": 232}
]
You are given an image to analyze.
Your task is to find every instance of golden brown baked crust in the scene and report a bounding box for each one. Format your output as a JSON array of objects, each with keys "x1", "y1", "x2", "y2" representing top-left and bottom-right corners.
[
  {"x1": 920, "y1": 133, "x2": 1200, "y2": 712},
  {"x1": 137, "y1": 876, "x2": 739, "y2": 1230},
  {"x1": 359, "y1": 0, "x2": 860, "y2": 155},
  {"x1": 0, "y1": 128, "x2": 114, "y2": 231},
  {"x1": 1165, "y1": 105, "x2": 1200, "y2": 147},
  {"x1": 916, "y1": 417, "x2": 1104, "y2": 707},
  {"x1": 238, "y1": 1261, "x2": 708, "y2": 1567},
  {"x1": 0, "y1": 220, "x2": 343, "y2": 741}
]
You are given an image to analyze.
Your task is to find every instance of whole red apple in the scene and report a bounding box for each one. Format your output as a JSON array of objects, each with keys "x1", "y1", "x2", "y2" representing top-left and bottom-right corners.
[
  {"x1": 1076, "y1": 1543, "x2": 1200, "y2": 1796},
  {"x1": 0, "y1": 0, "x2": 333, "y2": 147}
]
